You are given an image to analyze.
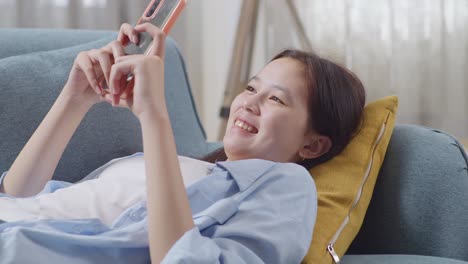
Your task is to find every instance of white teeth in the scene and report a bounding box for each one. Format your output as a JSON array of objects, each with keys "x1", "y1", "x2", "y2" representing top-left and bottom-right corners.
[{"x1": 235, "y1": 120, "x2": 255, "y2": 133}]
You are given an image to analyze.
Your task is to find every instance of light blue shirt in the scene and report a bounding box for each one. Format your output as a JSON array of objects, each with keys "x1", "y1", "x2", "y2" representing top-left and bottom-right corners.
[{"x1": 0, "y1": 155, "x2": 317, "y2": 264}]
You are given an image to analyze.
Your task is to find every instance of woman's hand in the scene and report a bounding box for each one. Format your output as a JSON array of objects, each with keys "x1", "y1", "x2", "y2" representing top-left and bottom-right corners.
[
  {"x1": 62, "y1": 40, "x2": 126, "y2": 107},
  {"x1": 101, "y1": 23, "x2": 167, "y2": 119}
]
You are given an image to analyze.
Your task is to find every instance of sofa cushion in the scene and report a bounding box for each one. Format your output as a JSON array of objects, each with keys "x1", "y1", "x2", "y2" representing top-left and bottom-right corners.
[
  {"x1": 0, "y1": 30, "x2": 218, "y2": 183},
  {"x1": 303, "y1": 96, "x2": 398, "y2": 264},
  {"x1": 348, "y1": 125, "x2": 468, "y2": 261}
]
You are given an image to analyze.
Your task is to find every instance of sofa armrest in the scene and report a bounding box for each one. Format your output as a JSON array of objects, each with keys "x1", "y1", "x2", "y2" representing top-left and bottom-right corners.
[{"x1": 348, "y1": 125, "x2": 468, "y2": 261}]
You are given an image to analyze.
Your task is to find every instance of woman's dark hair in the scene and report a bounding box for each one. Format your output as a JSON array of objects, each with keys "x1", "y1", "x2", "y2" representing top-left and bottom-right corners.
[{"x1": 203, "y1": 49, "x2": 366, "y2": 170}]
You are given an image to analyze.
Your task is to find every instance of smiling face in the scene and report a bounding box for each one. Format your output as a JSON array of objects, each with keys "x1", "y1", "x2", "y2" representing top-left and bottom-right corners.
[{"x1": 223, "y1": 57, "x2": 314, "y2": 163}]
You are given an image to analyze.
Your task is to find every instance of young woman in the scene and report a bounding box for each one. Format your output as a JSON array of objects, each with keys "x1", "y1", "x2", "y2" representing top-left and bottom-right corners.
[{"x1": 0, "y1": 23, "x2": 365, "y2": 263}]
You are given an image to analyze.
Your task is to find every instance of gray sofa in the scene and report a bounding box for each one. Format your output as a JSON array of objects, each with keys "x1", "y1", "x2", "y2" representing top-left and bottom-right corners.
[{"x1": 0, "y1": 29, "x2": 467, "y2": 264}]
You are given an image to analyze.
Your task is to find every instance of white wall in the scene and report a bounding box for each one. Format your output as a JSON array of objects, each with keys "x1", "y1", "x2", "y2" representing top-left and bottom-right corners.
[{"x1": 171, "y1": 0, "x2": 242, "y2": 142}]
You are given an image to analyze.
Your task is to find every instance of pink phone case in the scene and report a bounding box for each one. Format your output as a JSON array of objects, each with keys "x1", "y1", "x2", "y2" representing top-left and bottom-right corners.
[{"x1": 124, "y1": 0, "x2": 187, "y2": 55}]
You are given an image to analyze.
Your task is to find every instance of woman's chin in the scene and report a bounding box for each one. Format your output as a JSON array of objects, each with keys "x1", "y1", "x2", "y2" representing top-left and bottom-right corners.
[{"x1": 223, "y1": 143, "x2": 255, "y2": 161}]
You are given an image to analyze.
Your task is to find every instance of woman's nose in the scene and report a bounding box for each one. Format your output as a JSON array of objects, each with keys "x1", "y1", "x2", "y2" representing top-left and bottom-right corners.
[{"x1": 243, "y1": 98, "x2": 260, "y2": 115}]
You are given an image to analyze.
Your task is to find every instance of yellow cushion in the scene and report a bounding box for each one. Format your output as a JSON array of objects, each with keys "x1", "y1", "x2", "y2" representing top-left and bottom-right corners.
[{"x1": 302, "y1": 96, "x2": 398, "y2": 264}]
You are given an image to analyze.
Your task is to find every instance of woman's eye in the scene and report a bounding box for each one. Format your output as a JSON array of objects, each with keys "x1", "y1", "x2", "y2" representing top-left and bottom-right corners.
[
  {"x1": 245, "y1": 86, "x2": 255, "y2": 92},
  {"x1": 270, "y1": 96, "x2": 285, "y2": 105}
]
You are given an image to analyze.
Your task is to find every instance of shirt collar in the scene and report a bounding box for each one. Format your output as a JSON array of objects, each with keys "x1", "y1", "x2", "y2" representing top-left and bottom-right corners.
[{"x1": 213, "y1": 159, "x2": 276, "y2": 191}]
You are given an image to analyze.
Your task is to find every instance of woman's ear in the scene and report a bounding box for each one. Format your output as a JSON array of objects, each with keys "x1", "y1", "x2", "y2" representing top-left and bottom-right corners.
[{"x1": 300, "y1": 135, "x2": 332, "y2": 159}]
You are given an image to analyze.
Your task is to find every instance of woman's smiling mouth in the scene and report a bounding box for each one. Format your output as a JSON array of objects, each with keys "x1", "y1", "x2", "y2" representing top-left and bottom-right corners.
[{"x1": 234, "y1": 119, "x2": 258, "y2": 134}]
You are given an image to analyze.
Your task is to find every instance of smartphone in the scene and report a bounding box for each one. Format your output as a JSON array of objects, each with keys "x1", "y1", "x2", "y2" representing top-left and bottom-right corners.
[{"x1": 124, "y1": 0, "x2": 187, "y2": 55}]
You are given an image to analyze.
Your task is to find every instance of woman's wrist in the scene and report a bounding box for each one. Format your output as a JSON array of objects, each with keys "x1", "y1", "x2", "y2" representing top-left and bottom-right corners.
[
  {"x1": 138, "y1": 106, "x2": 171, "y2": 128},
  {"x1": 56, "y1": 90, "x2": 95, "y2": 117},
  {"x1": 59, "y1": 86, "x2": 96, "y2": 112}
]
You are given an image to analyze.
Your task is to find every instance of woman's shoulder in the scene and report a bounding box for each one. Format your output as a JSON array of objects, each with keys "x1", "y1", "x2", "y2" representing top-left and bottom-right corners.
[
  {"x1": 269, "y1": 162, "x2": 316, "y2": 195},
  {"x1": 221, "y1": 159, "x2": 315, "y2": 190},
  {"x1": 270, "y1": 161, "x2": 315, "y2": 184}
]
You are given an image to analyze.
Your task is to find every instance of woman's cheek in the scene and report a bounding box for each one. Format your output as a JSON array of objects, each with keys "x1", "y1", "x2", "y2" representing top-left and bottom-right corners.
[{"x1": 230, "y1": 95, "x2": 244, "y2": 112}]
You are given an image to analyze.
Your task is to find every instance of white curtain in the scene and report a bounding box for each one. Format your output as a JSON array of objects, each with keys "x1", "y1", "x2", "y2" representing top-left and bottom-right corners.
[
  {"x1": 1, "y1": 0, "x2": 467, "y2": 140},
  {"x1": 263, "y1": 0, "x2": 468, "y2": 139},
  {"x1": 0, "y1": 0, "x2": 149, "y2": 30}
]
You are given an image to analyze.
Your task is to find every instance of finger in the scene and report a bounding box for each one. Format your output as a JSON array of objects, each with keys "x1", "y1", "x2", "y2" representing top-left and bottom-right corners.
[
  {"x1": 94, "y1": 51, "x2": 112, "y2": 89},
  {"x1": 109, "y1": 59, "x2": 136, "y2": 96},
  {"x1": 135, "y1": 23, "x2": 166, "y2": 57},
  {"x1": 102, "y1": 40, "x2": 125, "y2": 60},
  {"x1": 88, "y1": 50, "x2": 108, "y2": 90},
  {"x1": 114, "y1": 54, "x2": 141, "y2": 63},
  {"x1": 109, "y1": 40, "x2": 125, "y2": 59},
  {"x1": 77, "y1": 53, "x2": 101, "y2": 94},
  {"x1": 120, "y1": 77, "x2": 135, "y2": 99},
  {"x1": 119, "y1": 74, "x2": 136, "y2": 101},
  {"x1": 102, "y1": 93, "x2": 133, "y2": 109},
  {"x1": 112, "y1": 56, "x2": 141, "y2": 94},
  {"x1": 118, "y1": 23, "x2": 140, "y2": 45},
  {"x1": 97, "y1": 41, "x2": 125, "y2": 90}
]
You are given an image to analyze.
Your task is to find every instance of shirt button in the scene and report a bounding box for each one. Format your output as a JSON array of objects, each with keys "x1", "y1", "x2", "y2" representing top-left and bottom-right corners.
[{"x1": 129, "y1": 212, "x2": 140, "y2": 221}]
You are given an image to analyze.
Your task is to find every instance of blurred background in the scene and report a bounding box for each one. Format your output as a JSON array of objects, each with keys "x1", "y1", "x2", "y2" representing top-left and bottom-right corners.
[{"x1": 1, "y1": 0, "x2": 467, "y2": 143}]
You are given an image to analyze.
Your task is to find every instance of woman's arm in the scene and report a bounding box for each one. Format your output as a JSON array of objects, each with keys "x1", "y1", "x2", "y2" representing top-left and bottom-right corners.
[
  {"x1": 105, "y1": 23, "x2": 194, "y2": 263},
  {"x1": 1, "y1": 39, "x2": 126, "y2": 197},
  {"x1": 0, "y1": 86, "x2": 93, "y2": 197},
  {"x1": 140, "y1": 109, "x2": 194, "y2": 263}
]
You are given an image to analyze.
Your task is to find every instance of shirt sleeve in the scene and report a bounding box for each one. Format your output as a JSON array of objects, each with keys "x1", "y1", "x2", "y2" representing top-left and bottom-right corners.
[
  {"x1": 0, "y1": 170, "x2": 73, "y2": 199},
  {"x1": 162, "y1": 163, "x2": 318, "y2": 264},
  {"x1": 0, "y1": 171, "x2": 8, "y2": 189}
]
